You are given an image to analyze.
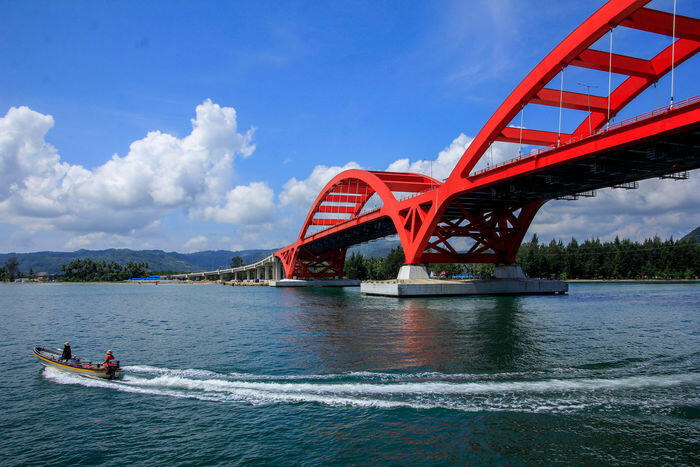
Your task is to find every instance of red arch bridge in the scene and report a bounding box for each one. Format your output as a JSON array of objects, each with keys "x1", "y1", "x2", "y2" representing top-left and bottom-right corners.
[
  {"x1": 173, "y1": 0, "x2": 699, "y2": 295},
  {"x1": 273, "y1": 0, "x2": 700, "y2": 293}
]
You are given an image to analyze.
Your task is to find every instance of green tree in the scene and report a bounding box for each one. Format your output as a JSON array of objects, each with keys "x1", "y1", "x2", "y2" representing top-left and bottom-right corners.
[
  {"x1": 380, "y1": 247, "x2": 405, "y2": 279},
  {"x1": 4, "y1": 257, "x2": 19, "y2": 281},
  {"x1": 58, "y1": 259, "x2": 150, "y2": 282},
  {"x1": 344, "y1": 252, "x2": 369, "y2": 280}
]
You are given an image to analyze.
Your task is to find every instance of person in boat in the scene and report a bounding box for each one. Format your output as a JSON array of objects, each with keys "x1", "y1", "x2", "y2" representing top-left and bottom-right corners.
[
  {"x1": 61, "y1": 342, "x2": 72, "y2": 360},
  {"x1": 104, "y1": 350, "x2": 115, "y2": 366},
  {"x1": 103, "y1": 349, "x2": 117, "y2": 377}
]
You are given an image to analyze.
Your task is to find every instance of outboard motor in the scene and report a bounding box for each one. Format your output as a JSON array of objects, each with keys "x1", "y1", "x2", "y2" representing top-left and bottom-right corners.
[{"x1": 106, "y1": 361, "x2": 119, "y2": 380}]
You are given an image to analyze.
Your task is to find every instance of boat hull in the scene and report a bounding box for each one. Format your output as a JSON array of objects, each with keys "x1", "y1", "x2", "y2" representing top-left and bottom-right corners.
[{"x1": 34, "y1": 346, "x2": 122, "y2": 380}]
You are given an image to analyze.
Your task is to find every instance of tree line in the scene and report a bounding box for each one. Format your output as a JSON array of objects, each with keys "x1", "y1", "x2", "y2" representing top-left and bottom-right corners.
[
  {"x1": 344, "y1": 247, "x2": 406, "y2": 281},
  {"x1": 517, "y1": 234, "x2": 697, "y2": 280},
  {"x1": 59, "y1": 259, "x2": 150, "y2": 282},
  {"x1": 343, "y1": 235, "x2": 698, "y2": 280}
]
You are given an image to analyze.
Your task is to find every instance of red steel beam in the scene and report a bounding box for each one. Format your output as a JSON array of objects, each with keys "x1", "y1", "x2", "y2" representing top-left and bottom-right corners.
[
  {"x1": 575, "y1": 38, "x2": 700, "y2": 136},
  {"x1": 497, "y1": 127, "x2": 572, "y2": 146},
  {"x1": 311, "y1": 218, "x2": 348, "y2": 226},
  {"x1": 316, "y1": 205, "x2": 356, "y2": 214},
  {"x1": 571, "y1": 49, "x2": 656, "y2": 78},
  {"x1": 324, "y1": 194, "x2": 365, "y2": 203},
  {"x1": 531, "y1": 88, "x2": 609, "y2": 112},
  {"x1": 333, "y1": 182, "x2": 371, "y2": 195},
  {"x1": 369, "y1": 171, "x2": 438, "y2": 183},
  {"x1": 382, "y1": 180, "x2": 439, "y2": 192},
  {"x1": 621, "y1": 8, "x2": 700, "y2": 42}
]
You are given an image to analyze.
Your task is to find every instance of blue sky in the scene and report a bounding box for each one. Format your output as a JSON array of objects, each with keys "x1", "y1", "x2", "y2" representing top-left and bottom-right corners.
[{"x1": 1, "y1": 0, "x2": 698, "y2": 253}]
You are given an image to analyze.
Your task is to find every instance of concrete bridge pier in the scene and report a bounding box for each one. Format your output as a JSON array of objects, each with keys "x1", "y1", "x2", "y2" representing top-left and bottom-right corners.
[{"x1": 361, "y1": 264, "x2": 567, "y2": 297}]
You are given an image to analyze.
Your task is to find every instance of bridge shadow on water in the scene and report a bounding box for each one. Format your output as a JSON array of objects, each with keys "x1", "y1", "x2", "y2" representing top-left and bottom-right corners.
[{"x1": 276, "y1": 287, "x2": 544, "y2": 375}]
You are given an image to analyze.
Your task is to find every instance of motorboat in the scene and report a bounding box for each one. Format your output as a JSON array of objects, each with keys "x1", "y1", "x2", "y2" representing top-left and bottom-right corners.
[{"x1": 34, "y1": 346, "x2": 122, "y2": 380}]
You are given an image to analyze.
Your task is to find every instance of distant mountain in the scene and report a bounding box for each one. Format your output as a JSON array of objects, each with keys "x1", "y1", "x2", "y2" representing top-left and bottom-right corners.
[
  {"x1": 0, "y1": 239, "x2": 402, "y2": 276},
  {"x1": 0, "y1": 248, "x2": 276, "y2": 275},
  {"x1": 682, "y1": 226, "x2": 700, "y2": 243}
]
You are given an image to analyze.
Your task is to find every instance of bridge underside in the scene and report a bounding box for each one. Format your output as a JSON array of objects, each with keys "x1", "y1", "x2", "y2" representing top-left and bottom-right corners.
[
  {"x1": 302, "y1": 216, "x2": 397, "y2": 255},
  {"x1": 445, "y1": 127, "x2": 699, "y2": 215}
]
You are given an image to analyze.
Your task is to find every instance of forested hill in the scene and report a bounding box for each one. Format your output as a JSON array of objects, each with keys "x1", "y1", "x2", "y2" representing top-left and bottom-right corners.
[
  {"x1": 683, "y1": 227, "x2": 700, "y2": 243},
  {"x1": 0, "y1": 248, "x2": 276, "y2": 275}
]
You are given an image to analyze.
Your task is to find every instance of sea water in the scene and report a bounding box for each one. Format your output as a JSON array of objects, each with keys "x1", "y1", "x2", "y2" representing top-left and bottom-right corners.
[{"x1": 1, "y1": 282, "x2": 698, "y2": 464}]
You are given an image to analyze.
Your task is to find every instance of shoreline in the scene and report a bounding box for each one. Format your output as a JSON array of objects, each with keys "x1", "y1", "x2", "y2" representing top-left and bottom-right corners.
[
  {"x1": 4, "y1": 278, "x2": 697, "y2": 285},
  {"x1": 565, "y1": 278, "x2": 698, "y2": 282}
]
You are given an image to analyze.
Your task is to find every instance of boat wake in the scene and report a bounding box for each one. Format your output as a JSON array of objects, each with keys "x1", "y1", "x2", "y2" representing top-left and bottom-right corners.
[{"x1": 42, "y1": 366, "x2": 699, "y2": 413}]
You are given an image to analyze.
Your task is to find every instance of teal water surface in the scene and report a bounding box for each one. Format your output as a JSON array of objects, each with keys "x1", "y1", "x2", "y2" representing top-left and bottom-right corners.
[{"x1": 1, "y1": 282, "x2": 698, "y2": 464}]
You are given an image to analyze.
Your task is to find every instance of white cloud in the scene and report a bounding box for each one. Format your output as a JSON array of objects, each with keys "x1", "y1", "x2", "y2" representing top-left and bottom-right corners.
[
  {"x1": 387, "y1": 133, "x2": 469, "y2": 180},
  {"x1": 386, "y1": 133, "x2": 514, "y2": 181},
  {"x1": 279, "y1": 162, "x2": 361, "y2": 209},
  {"x1": 183, "y1": 235, "x2": 209, "y2": 252},
  {"x1": 0, "y1": 100, "x2": 256, "y2": 236},
  {"x1": 64, "y1": 232, "x2": 148, "y2": 250},
  {"x1": 192, "y1": 182, "x2": 275, "y2": 225},
  {"x1": 531, "y1": 176, "x2": 700, "y2": 242}
]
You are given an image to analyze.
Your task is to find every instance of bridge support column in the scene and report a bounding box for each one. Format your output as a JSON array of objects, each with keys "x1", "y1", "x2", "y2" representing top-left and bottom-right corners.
[
  {"x1": 272, "y1": 258, "x2": 283, "y2": 280},
  {"x1": 397, "y1": 265, "x2": 429, "y2": 280},
  {"x1": 264, "y1": 265, "x2": 270, "y2": 281},
  {"x1": 493, "y1": 265, "x2": 525, "y2": 279}
]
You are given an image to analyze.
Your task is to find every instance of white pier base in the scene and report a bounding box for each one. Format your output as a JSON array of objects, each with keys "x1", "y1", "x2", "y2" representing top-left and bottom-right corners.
[
  {"x1": 397, "y1": 264, "x2": 430, "y2": 280},
  {"x1": 361, "y1": 265, "x2": 567, "y2": 297},
  {"x1": 269, "y1": 279, "x2": 361, "y2": 287}
]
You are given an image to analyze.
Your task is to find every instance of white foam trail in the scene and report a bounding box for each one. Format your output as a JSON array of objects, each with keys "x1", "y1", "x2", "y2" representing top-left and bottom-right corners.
[
  {"x1": 124, "y1": 373, "x2": 698, "y2": 395},
  {"x1": 42, "y1": 367, "x2": 430, "y2": 409},
  {"x1": 122, "y1": 365, "x2": 592, "y2": 382},
  {"x1": 43, "y1": 367, "x2": 699, "y2": 413},
  {"x1": 124, "y1": 365, "x2": 220, "y2": 379}
]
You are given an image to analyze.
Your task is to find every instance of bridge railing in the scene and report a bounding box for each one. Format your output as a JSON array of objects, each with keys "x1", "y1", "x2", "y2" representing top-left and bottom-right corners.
[
  {"x1": 170, "y1": 254, "x2": 276, "y2": 279},
  {"x1": 598, "y1": 95, "x2": 700, "y2": 134}
]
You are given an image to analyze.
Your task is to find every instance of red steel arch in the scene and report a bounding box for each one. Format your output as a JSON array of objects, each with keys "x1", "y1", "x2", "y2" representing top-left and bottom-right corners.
[
  {"x1": 276, "y1": 170, "x2": 440, "y2": 278},
  {"x1": 450, "y1": 0, "x2": 700, "y2": 180},
  {"x1": 276, "y1": 0, "x2": 700, "y2": 278}
]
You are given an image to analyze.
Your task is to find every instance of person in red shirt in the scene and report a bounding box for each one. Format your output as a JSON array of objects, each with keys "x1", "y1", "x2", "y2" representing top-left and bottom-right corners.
[
  {"x1": 103, "y1": 350, "x2": 115, "y2": 368},
  {"x1": 104, "y1": 350, "x2": 117, "y2": 375}
]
